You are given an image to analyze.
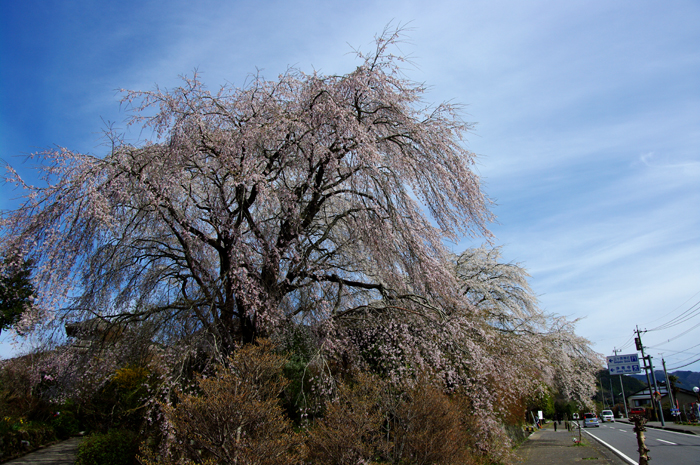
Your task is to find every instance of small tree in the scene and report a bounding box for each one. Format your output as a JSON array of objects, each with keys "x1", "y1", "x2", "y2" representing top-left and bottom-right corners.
[{"x1": 149, "y1": 340, "x2": 305, "y2": 464}]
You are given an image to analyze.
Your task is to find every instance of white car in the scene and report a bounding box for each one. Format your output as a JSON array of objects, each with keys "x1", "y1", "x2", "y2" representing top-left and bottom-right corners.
[{"x1": 600, "y1": 409, "x2": 614, "y2": 422}]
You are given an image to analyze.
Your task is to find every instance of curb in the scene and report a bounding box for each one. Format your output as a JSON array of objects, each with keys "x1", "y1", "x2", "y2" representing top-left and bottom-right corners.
[
  {"x1": 617, "y1": 419, "x2": 698, "y2": 435},
  {"x1": 645, "y1": 424, "x2": 697, "y2": 435}
]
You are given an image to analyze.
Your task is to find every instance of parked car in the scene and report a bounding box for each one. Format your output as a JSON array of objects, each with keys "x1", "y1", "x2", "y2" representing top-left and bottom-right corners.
[
  {"x1": 629, "y1": 407, "x2": 646, "y2": 418},
  {"x1": 583, "y1": 412, "x2": 600, "y2": 428},
  {"x1": 600, "y1": 409, "x2": 614, "y2": 422}
]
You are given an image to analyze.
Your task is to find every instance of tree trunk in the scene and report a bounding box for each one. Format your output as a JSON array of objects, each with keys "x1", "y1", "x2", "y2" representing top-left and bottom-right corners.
[{"x1": 632, "y1": 416, "x2": 650, "y2": 465}]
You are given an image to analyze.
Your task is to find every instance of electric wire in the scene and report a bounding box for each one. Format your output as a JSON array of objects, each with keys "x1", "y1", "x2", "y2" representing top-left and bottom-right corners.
[
  {"x1": 648, "y1": 299, "x2": 700, "y2": 332},
  {"x1": 647, "y1": 320, "x2": 700, "y2": 349},
  {"x1": 666, "y1": 350, "x2": 700, "y2": 366},
  {"x1": 648, "y1": 341, "x2": 700, "y2": 355},
  {"x1": 616, "y1": 334, "x2": 634, "y2": 351},
  {"x1": 615, "y1": 291, "x2": 700, "y2": 371},
  {"x1": 668, "y1": 356, "x2": 700, "y2": 371},
  {"x1": 647, "y1": 289, "x2": 700, "y2": 325}
]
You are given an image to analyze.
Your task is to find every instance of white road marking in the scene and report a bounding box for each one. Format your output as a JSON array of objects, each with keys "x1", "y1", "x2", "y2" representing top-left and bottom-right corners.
[
  {"x1": 657, "y1": 438, "x2": 677, "y2": 445},
  {"x1": 583, "y1": 431, "x2": 637, "y2": 465}
]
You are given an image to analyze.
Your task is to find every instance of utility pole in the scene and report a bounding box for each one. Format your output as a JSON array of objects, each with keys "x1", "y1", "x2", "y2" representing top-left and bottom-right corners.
[
  {"x1": 662, "y1": 357, "x2": 676, "y2": 421},
  {"x1": 609, "y1": 377, "x2": 615, "y2": 406},
  {"x1": 614, "y1": 348, "x2": 629, "y2": 418},
  {"x1": 636, "y1": 327, "x2": 658, "y2": 421},
  {"x1": 636, "y1": 326, "x2": 665, "y2": 426},
  {"x1": 647, "y1": 356, "x2": 665, "y2": 426}
]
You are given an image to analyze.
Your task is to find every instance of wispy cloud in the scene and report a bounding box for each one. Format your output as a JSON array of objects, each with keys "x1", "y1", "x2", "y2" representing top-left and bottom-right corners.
[{"x1": 1, "y1": 0, "x2": 699, "y2": 369}]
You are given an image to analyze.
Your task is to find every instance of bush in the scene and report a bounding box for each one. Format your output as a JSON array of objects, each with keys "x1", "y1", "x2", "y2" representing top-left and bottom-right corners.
[
  {"x1": 139, "y1": 341, "x2": 501, "y2": 464},
  {"x1": 76, "y1": 429, "x2": 139, "y2": 465},
  {"x1": 307, "y1": 374, "x2": 391, "y2": 464},
  {"x1": 80, "y1": 365, "x2": 151, "y2": 433},
  {"x1": 0, "y1": 420, "x2": 57, "y2": 461},
  {"x1": 392, "y1": 383, "x2": 477, "y2": 465},
  {"x1": 150, "y1": 340, "x2": 305, "y2": 465},
  {"x1": 306, "y1": 373, "x2": 483, "y2": 465}
]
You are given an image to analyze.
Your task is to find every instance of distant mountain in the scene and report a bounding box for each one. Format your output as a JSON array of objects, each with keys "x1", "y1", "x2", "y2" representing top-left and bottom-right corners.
[
  {"x1": 630, "y1": 370, "x2": 700, "y2": 389},
  {"x1": 595, "y1": 369, "x2": 646, "y2": 405},
  {"x1": 595, "y1": 369, "x2": 699, "y2": 408}
]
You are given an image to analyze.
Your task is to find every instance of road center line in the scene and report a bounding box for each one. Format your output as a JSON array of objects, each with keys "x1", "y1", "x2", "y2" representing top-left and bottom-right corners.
[{"x1": 657, "y1": 439, "x2": 677, "y2": 445}]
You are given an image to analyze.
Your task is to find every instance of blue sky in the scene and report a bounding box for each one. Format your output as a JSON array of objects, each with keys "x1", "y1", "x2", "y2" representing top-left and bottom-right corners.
[{"x1": 1, "y1": 1, "x2": 699, "y2": 374}]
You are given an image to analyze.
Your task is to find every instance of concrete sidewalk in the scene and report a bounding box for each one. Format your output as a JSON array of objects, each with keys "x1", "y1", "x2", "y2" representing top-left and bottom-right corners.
[
  {"x1": 615, "y1": 418, "x2": 699, "y2": 435},
  {"x1": 515, "y1": 423, "x2": 628, "y2": 465},
  {"x1": 1, "y1": 437, "x2": 81, "y2": 464}
]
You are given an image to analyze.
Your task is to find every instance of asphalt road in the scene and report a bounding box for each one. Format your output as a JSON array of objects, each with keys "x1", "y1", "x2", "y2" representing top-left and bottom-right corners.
[{"x1": 580, "y1": 421, "x2": 700, "y2": 465}]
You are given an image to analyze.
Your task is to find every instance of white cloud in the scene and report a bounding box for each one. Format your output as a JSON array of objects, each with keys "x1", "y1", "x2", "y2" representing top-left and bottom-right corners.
[{"x1": 2, "y1": 0, "x2": 699, "y2": 369}]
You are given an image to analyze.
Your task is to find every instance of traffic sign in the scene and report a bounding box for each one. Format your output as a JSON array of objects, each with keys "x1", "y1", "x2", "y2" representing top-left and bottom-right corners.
[{"x1": 607, "y1": 353, "x2": 641, "y2": 374}]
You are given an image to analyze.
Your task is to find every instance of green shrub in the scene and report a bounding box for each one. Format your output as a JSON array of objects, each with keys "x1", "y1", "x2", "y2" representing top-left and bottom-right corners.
[
  {"x1": 0, "y1": 421, "x2": 56, "y2": 461},
  {"x1": 75, "y1": 429, "x2": 139, "y2": 465},
  {"x1": 157, "y1": 341, "x2": 305, "y2": 465},
  {"x1": 80, "y1": 365, "x2": 151, "y2": 433}
]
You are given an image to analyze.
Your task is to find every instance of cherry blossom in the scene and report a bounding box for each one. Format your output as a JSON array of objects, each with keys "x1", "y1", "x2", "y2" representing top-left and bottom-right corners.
[{"x1": 0, "y1": 29, "x2": 599, "y2": 457}]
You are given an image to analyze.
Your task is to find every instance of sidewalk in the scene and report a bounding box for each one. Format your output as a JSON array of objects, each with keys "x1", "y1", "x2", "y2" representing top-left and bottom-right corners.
[
  {"x1": 514, "y1": 423, "x2": 628, "y2": 465},
  {"x1": 616, "y1": 418, "x2": 699, "y2": 435},
  {"x1": 1, "y1": 437, "x2": 81, "y2": 464}
]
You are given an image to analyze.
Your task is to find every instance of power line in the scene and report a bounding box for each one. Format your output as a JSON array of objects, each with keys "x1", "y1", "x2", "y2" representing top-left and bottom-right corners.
[
  {"x1": 648, "y1": 340, "x2": 700, "y2": 355},
  {"x1": 647, "y1": 320, "x2": 700, "y2": 348},
  {"x1": 668, "y1": 351, "x2": 700, "y2": 366},
  {"x1": 647, "y1": 289, "x2": 700, "y2": 324},
  {"x1": 621, "y1": 291, "x2": 700, "y2": 376},
  {"x1": 668, "y1": 356, "x2": 700, "y2": 371},
  {"x1": 648, "y1": 299, "x2": 700, "y2": 332},
  {"x1": 616, "y1": 334, "x2": 635, "y2": 351}
]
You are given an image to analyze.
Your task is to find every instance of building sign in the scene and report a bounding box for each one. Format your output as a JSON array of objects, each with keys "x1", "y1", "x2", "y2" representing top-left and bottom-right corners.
[{"x1": 607, "y1": 353, "x2": 641, "y2": 374}]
